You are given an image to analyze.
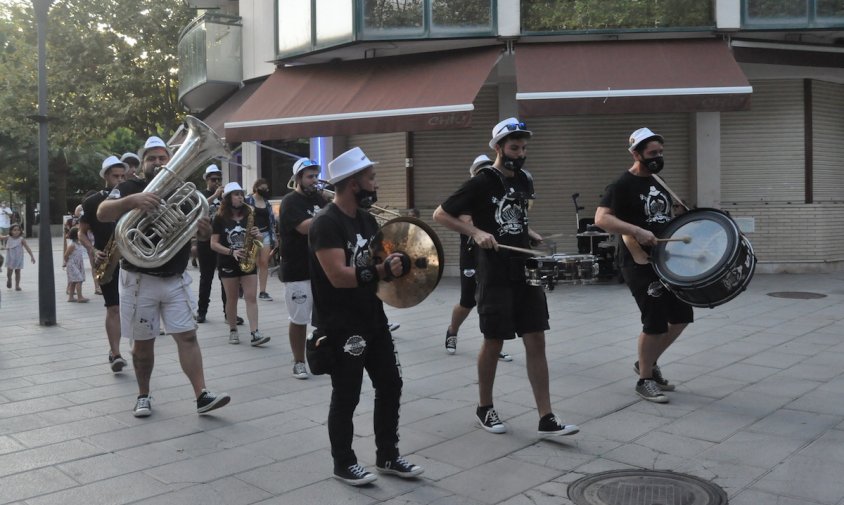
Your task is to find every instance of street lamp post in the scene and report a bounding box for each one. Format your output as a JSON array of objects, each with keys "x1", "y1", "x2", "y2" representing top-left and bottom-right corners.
[{"x1": 32, "y1": 0, "x2": 56, "y2": 326}]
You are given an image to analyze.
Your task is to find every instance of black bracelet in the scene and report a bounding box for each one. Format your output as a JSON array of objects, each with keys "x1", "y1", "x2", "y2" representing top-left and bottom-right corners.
[{"x1": 355, "y1": 265, "x2": 378, "y2": 286}]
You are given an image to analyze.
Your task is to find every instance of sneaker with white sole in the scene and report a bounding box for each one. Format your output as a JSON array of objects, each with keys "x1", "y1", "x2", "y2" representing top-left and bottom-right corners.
[
  {"x1": 537, "y1": 413, "x2": 580, "y2": 436},
  {"x1": 133, "y1": 395, "x2": 152, "y2": 417},
  {"x1": 498, "y1": 351, "x2": 512, "y2": 362},
  {"x1": 634, "y1": 361, "x2": 675, "y2": 391},
  {"x1": 376, "y1": 456, "x2": 424, "y2": 478},
  {"x1": 445, "y1": 330, "x2": 457, "y2": 354},
  {"x1": 476, "y1": 405, "x2": 506, "y2": 434},
  {"x1": 228, "y1": 329, "x2": 240, "y2": 345},
  {"x1": 109, "y1": 353, "x2": 127, "y2": 373},
  {"x1": 636, "y1": 379, "x2": 669, "y2": 403},
  {"x1": 196, "y1": 389, "x2": 231, "y2": 414},
  {"x1": 292, "y1": 361, "x2": 308, "y2": 379},
  {"x1": 258, "y1": 291, "x2": 273, "y2": 301},
  {"x1": 334, "y1": 463, "x2": 377, "y2": 486},
  {"x1": 250, "y1": 330, "x2": 270, "y2": 347}
]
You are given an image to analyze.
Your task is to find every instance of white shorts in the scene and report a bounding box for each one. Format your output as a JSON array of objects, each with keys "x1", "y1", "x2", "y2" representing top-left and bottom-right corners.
[
  {"x1": 284, "y1": 280, "x2": 313, "y2": 326},
  {"x1": 119, "y1": 270, "x2": 197, "y2": 340}
]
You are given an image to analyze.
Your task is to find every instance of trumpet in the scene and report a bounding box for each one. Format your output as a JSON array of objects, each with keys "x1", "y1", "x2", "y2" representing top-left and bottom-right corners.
[{"x1": 286, "y1": 178, "x2": 402, "y2": 223}]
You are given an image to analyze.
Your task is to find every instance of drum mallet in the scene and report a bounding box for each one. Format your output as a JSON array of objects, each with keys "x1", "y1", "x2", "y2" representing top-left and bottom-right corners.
[
  {"x1": 656, "y1": 236, "x2": 692, "y2": 244},
  {"x1": 497, "y1": 244, "x2": 546, "y2": 256}
]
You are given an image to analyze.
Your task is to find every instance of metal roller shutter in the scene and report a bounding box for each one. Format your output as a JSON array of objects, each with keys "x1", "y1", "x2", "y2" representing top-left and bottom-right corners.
[
  {"x1": 522, "y1": 114, "x2": 690, "y2": 253},
  {"x1": 721, "y1": 80, "x2": 804, "y2": 203},
  {"x1": 812, "y1": 80, "x2": 844, "y2": 203},
  {"x1": 347, "y1": 132, "x2": 408, "y2": 213}
]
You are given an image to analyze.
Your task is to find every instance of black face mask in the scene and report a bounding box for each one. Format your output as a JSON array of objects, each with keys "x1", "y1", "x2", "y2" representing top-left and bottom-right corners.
[
  {"x1": 642, "y1": 156, "x2": 664, "y2": 174},
  {"x1": 503, "y1": 155, "x2": 526, "y2": 172},
  {"x1": 355, "y1": 188, "x2": 378, "y2": 209},
  {"x1": 258, "y1": 189, "x2": 270, "y2": 199}
]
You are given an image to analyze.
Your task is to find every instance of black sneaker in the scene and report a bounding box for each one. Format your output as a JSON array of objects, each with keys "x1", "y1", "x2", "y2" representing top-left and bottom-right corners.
[
  {"x1": 258, "y1": 291, "x2": 273, "y2": 301},
  {"x1": 634, "y1": 361, "x2": 675, "y2": 391},
  {"x1": 334, "y1": 463, "x2": 377, "y2": 486},
  {"x1": 476, "y1": 405, "x2": 506, "y2": 434},
  {"x1": 537, "y1": 413, "x2": 580, "y2": 437},
  {"x1": 636, "y1": 379, "x2": 669, "y2": 403},
  {"x1": 225, "y1": 314, "x2": 245, "y2": 325},
  {"x1": 250, "y1": 330, "x2": 270, "y2": 347},
  {"x1": 109, "y1": 353, "x2": 127, "y2": 373},
  {"x1": 445, "y1": 329, "x2": 457, "y2": 354},
  {"x1": 133, "y1": 395, "x2": 152, "y2": 417},
  {"x1": 195, "y1": 313, "x2": 206, "y2": 323},
  {"x1": 196, "y1": 389, "x2": 231, "y2": 414},
  {"x1": 376, "y1": 456, "x2": 424, "y2": 478}
]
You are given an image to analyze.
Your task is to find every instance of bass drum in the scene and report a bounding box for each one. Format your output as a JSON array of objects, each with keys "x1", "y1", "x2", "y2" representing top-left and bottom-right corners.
[{"x1": 652, "y1": 208, "x2": 756, "y2": 308}]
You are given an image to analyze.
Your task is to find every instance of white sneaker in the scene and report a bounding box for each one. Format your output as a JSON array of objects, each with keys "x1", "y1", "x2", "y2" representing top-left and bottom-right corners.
[
  {"x1": 292, "y1": 361, "x2": 308, "y2": 379},
  {"x1": 228, "y1": 329, "x2": 240, "y2": 345}
]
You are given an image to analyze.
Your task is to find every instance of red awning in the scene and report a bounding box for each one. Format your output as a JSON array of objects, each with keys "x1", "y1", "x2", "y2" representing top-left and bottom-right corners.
[
  {"x1": 225, "y1": 46, "x2": 502, "y2": 142},
  {"x1": 515, "y1": 39, "x2": 752, "y2": 117}
]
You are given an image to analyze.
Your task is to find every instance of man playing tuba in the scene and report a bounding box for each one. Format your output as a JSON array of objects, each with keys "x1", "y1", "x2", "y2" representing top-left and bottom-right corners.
[{"x1": 97, "y1": 135, "x2": 230, "y2": 418}]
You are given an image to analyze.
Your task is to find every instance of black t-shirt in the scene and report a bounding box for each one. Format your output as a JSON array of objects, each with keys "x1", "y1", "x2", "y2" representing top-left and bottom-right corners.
[
  {"x1": 80, "y1": 190, "x2": 113, "y2": 250},
  {"x1": 212, "y1": 212, "x2": 249, "y2": 271},
  {"x1": 440, "y1": 167, "x2": 535, "y2": 285},
  {"x1": 107, "y1": 178, "x2": 191, "y2": 275},
  {"x1": 599, "y1": 170, "x2": 674, "y2": 267},
  {"x1": 280, "y1": 190, "x2": 327, "y2": 282},
  {"x1": 308, "y1": 203, "x2": 387, "y2": 332}
]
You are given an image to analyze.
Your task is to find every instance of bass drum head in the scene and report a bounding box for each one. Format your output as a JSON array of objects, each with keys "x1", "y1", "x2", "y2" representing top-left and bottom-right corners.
[{"x1": 653, "y1": 209, "x2": 739, "y2": 287}]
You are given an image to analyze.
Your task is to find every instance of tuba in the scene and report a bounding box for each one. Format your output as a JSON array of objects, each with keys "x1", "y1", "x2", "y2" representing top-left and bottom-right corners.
[{"x1": 115, "y1": 116, "x2": 229, "y2": 268}]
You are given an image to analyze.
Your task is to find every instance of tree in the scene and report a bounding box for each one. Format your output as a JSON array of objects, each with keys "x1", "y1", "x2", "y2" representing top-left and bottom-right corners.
[{"x1": 0, "y1": 0, "x2": 193, "y2": 223}]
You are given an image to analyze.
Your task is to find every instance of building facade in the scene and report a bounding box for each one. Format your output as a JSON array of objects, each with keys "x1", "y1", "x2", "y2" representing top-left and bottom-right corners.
[{"x1": 178, "y1": 0, "x2": 844, "y2": 274}]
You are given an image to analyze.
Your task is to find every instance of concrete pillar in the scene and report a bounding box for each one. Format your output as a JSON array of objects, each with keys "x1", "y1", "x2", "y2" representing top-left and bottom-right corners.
[
  {"x1": 690, "y1": 112, "x2": 721, "y2": 208},
  {"x1": 238, "y1": 141, "x2": 260, "y2": 190}
]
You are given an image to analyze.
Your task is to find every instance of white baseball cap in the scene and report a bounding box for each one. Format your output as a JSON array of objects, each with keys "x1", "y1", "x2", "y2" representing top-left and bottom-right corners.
[
  {"x1": 204, "y1": 164, "x2": 222, "y2": 178},
  {"x1": 469, "y1": 154, "x2": 492, "y2": 176},
  {"x1": 628, "y1": 127, "x2": 664, "y2": 153},
  {"x1": 100, "y1": 155, "x2": 127, "y2": 179},
  {"x1": 222, "y1": 182, "x2": 244, "y2": 198},
  {"x1": 327, "y1": 147, "x2": 378, "y2": 185},
  {"x1": 292, "y1": 158, "x2": 320, "y2": 177},
  {"x1": 489, "y1": 117, "x2": 532, "y2": 150},
  {"x1": 120, "y1": 152, "x2": 140, "y2": 165},
  {"x1": 141, "y1": 136, "x2": 171, "y2": 159}
]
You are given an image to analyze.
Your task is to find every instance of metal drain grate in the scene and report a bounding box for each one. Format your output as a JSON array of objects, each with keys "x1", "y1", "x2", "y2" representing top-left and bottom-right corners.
[
  {"x1": 568, "y1": 470, "x2": 728, "y2": 505},
  {"x1": 767, "y1": 291, "x2": 827, "y2": 299}
]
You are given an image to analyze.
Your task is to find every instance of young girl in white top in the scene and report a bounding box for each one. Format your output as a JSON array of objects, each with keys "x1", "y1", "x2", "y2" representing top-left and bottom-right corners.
[
  {"x1": 4, "y1": 224, "x2": 35, "y2": 291},
  {"x1": 63, "y1": 226, "x2": 89, "y2": 302}
]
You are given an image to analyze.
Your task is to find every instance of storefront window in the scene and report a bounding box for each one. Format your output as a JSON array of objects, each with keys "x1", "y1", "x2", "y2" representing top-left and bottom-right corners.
[
  {"x1": 277, "y1": 0, "x2": 312, "y2": 56},
  {"x1": 521, "y1": 0, "x2": 714, "y2": 32}
]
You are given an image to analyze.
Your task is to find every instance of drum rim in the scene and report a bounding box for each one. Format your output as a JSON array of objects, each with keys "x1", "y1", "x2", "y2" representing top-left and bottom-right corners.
[{"x1": 653, "y1": 208, "x2": 740, "y2": 286}]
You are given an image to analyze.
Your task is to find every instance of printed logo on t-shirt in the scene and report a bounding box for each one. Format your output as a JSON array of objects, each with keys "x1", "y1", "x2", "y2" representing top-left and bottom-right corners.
[
  {"x1": 107, "y1": 188, "x2": 121, "y2": 200},
  {"x1": 647, "y1": 281, "x2": 665, "y2": 298},
  {"x1": 640, "y1": 185, "x2": 671, "y2": 224},
  {"x1": 347, "y1": 233, "x2": 373, "y2": 268},
  {"x1": 291, "y1": 289, "x2": 308, "y2": 304},
  {"x1": 225, "y1": 222, "x2": 247, "y2": 250},
  {"x1": 491, "y1": 190, "x2": 527, "y2": 236}
]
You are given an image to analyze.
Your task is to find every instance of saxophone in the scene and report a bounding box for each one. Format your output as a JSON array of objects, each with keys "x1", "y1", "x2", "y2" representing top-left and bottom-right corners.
[
  {"x1": 238, "y1": 206, "x2": 262, "y2": 273},
  {"x1": 94, "y1": 235, "x2": 120, "y2": 284}
]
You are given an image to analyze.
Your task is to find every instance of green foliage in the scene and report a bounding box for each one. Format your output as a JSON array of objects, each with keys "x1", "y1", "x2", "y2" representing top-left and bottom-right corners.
[
  {"x1": 432, "y1": 0, "x2": 492, "y2": 27},
  {"x1": 364, "y1": 0, "x2": 424, "y2": 29},
  {"x1": 746, "y1": 0, "x2": 805, "y2": 18},
  {"x1": 0, "y1": 0, "x2": 193, "y2": 221},
  {"x1": 521, "y1": 0, "x2": 714, "y2": 31}
]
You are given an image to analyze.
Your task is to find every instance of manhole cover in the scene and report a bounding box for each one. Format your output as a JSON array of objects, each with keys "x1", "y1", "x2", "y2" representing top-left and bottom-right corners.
[
  {"x1": 568, "y1": 469, "x2": 728, "y2": 505},
  {"x1": 767, "y1": 291, "x2": 827, "y2": 299}
]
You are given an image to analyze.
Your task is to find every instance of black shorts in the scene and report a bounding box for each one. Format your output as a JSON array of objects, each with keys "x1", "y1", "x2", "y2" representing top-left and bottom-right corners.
[
  {"x1": 459, "y1": 268, "x2": 477, "y2": 309},
  {"x1": 101, "y1": 273, "x2": 119, "y2": 307},
  {"x1": 622, "y1": 264, "x2": 693, "y2": 335},
  {"x1": 218, "y1": 266, "x2": 257, "y2": 279},
  {"x1": 476, "y1": 281, "x2": 549, "y2": 340}
]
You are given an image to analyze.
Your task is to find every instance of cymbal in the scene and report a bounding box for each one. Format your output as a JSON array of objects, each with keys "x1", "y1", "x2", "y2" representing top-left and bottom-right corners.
[{"x1": 371, "y1": 217, "x2": 444, "y2": 308}]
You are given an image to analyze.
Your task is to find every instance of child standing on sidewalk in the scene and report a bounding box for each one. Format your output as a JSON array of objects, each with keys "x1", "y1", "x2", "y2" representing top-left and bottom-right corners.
[
  {"x1": 4, "y1": 224, "x2": 35, "y2": 291},
  {"x1": 63, "y1": 226, "x2": 88, "y2": 302}
]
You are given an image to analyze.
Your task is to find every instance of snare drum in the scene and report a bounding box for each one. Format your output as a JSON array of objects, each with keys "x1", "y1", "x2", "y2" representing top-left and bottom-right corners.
[
  {"x1": 652, "y1": 208, "x2": 756, "y2": 308},
  {"x1": 525, "y1": 254, "x2": 599, "y2": 290}
]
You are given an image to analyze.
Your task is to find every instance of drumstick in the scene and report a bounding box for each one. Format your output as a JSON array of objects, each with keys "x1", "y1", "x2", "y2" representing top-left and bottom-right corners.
[
  {"x1": 497, "y1": 244, "x2": 545, "y2": 256},
  {"x1": 656, "y1": 236, "x2": 691, "y2": 244}
]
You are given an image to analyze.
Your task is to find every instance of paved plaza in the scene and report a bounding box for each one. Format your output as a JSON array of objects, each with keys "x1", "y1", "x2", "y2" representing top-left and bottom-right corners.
[{"x1": 1, "y1": 243, "x2": 844, "y2": 504}]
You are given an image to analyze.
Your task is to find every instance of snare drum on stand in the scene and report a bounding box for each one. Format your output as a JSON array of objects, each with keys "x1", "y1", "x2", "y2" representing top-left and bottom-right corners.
[{"x1": 577, "y1": 227, "x2": 618, "y2": 280}]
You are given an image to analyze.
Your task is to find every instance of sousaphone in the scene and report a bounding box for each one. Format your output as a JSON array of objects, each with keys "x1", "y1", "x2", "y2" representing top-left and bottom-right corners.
[{"x1": 371, "y1": 217, "x2": 444, "y2": 308}]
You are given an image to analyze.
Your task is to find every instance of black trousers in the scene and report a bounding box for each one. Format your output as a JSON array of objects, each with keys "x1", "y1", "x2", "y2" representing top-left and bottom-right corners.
[
  {"x1": 196, "y1": 240, "x2": 225, "y2": 316},
  {"x1": 325, "y1": 326, "x2": 403, "y2": 469}
]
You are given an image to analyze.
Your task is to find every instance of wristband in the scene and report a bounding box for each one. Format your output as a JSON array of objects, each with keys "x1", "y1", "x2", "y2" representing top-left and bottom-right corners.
[{"x1": 355, "y1": 265, "x2": 378, "y2": 286}]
